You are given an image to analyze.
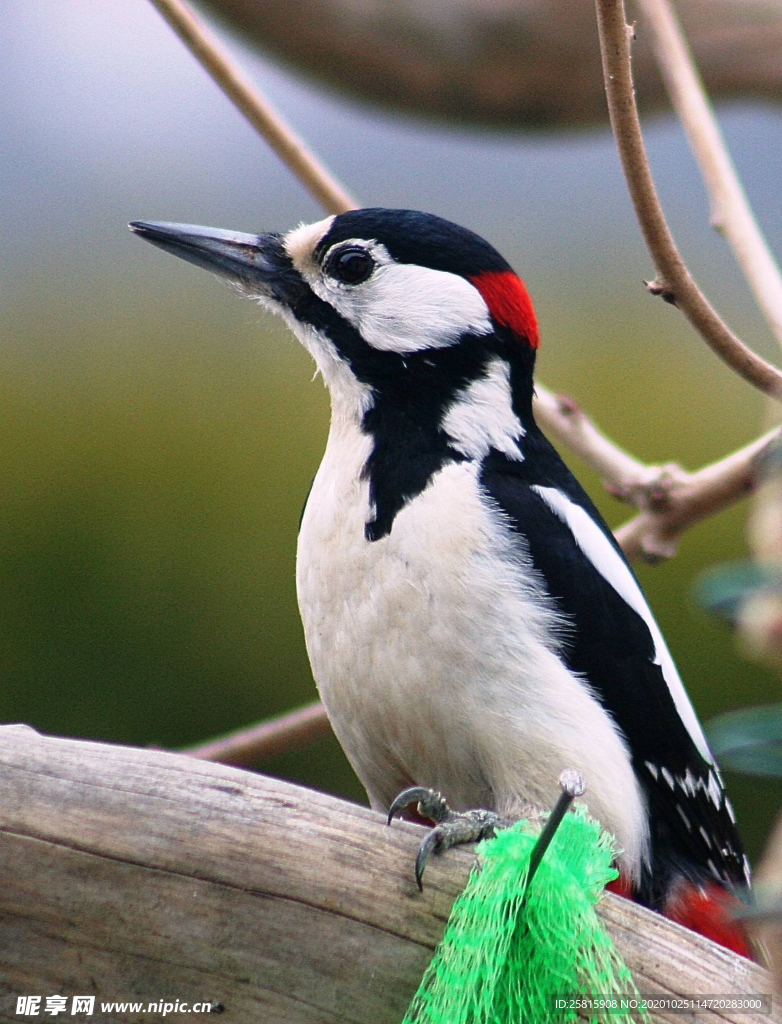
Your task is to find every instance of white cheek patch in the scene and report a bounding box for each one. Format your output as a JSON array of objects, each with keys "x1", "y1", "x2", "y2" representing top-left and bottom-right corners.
[
  {"x1": 338, "y1": 262, "x2": 492, "y2": 352},
  {"x1": 310, "y1": 244, "x2": 493, "y2": 353},
  {"x1": 443, "y1": 357, "x2": 525, "y2": 461},
  {"x1": 531, "y1": 485, "x2": 714, "y2": 765},
  {"x1": 282, "y1": 228, "x2": 493, "y2": 353}
]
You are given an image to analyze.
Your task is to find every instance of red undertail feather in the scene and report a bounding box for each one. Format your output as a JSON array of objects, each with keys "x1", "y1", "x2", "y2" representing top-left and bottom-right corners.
[
  {"x1": 469, "y1": 271, "x2": 540, "y2": 348},
  {"x1": 607, "y1": 876, "x2": 751, "y2": 958},
  {"x1": 664, "y1": 880, "x2": 751, "y2": 958}
]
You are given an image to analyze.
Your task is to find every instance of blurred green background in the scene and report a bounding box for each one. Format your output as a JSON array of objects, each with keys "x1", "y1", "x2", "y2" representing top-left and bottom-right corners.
[{"x1": 2, "y1": 1, "x2": 780, "y2": 862}]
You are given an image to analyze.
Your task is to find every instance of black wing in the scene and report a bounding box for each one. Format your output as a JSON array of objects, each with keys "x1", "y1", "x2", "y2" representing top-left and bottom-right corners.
[{"x1": 480, "y1": 432, "x2": 748, "y2": 905}]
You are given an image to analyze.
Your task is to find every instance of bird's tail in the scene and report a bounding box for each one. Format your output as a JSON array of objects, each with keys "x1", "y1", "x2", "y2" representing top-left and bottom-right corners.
[{"x1": 607, "y1": 876, "x2": 751, "y2": 958}]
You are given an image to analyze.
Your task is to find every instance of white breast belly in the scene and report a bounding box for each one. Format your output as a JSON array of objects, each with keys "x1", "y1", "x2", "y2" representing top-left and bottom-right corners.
[{"x1": 296, "y1": 422, "x2": 648, "y2": 878}]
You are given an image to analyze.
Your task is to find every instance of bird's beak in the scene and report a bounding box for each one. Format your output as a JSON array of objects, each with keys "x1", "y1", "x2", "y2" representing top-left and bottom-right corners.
[{"x1": 129, "y1": 221, "x2": 300, "y2": 302}]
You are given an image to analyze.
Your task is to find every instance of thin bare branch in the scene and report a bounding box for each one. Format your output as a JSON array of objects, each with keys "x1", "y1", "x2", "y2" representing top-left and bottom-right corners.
[
  {"x1": 636, "y1": 0, "x2": 782, "y2": 350},
  {"x1": 615, "y1": 427, "x2": 781, "y2": 562},
  {"x1": 146, "y1": 0, "x2": 357, "y2": 214},
  {"x1": 594, "y1": 0, "x2": 782, "y2": 399},
  {"x1": 182, "y1": 700, "x2": 331, "y2": 766},
  {"x1": 534, "y1": 385, "x2": 671, "y2": 500},
  {"x1": 536, "y1": 385, "x2": 781, "y2": 562}
]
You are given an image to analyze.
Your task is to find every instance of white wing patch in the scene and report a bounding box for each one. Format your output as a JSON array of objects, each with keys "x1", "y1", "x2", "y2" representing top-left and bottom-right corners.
[
  {"x1": 532, "y1": 485, "x2": 714, "y2": 764},
  {"x1": 443, "y1": 357, "x2": 525, "y2": 461}
]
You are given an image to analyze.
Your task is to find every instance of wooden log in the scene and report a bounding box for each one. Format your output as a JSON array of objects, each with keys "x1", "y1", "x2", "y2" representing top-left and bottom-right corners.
[
  {"x1": 193, "y1": 0, "x2": 782, "y2": 129},
  {"x1": 0, "y1": 724, "x2": 776, "y2": 1022}
]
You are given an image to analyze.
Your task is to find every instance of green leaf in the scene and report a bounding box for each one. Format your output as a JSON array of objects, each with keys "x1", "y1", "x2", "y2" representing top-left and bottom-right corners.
[
  {"x1": 696, "y1": 561, "x2": 782, "y2": 622},
  {"x1": 706, "y1": 704, "x2": 782, "y2": 778}
]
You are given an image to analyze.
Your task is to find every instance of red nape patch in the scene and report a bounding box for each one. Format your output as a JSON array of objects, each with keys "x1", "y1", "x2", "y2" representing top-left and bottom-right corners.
[
  {"x1": 664, "y1": 881, "x2": 752, "y2": 959},
  {"x1": 469, "y1": 271, "x2": 540, "y2": 348}
]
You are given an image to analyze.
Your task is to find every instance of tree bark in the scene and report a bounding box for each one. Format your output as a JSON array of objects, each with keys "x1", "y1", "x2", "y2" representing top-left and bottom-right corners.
[{"x1": 0, "y1": 725, "x2": 776, "y2": 1022}]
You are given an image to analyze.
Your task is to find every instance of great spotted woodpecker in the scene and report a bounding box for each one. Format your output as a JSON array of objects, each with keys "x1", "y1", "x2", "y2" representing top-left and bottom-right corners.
[{"x1": 130, "y1": 208, "x2": 751, "y2": 955}]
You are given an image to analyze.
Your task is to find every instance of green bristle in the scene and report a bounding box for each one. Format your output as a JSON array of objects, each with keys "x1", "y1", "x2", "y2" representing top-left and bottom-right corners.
[{"x1": 403, "y1": 808, "x2": 649, "y2": 1024}]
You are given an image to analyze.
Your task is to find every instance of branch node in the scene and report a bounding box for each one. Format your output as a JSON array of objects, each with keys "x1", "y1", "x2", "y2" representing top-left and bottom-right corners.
[
  {"x1": 710, "y1": 212, "x2": 727, "y2": 236},
  {"x1": 613, "y1": 463, "x2": 687, "y2": 510},
  {"x1": 641, "y1": 537, "x2": 677, "y2": 564},
  {"x1": 644, "y1": 277, "x2": 678, "y2": 305},
  {"x1": 554, "y1": 392, "x2": 582, "y2": 419},
  {"x1": 642, "y1": 467, "x2": 679, "y2": 509}
]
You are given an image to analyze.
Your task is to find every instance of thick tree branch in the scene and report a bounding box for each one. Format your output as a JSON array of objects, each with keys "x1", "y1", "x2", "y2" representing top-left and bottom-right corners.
[
  {"x1": 2, "y1": 727, "x2": 773, "y2": 1023},
  {"x1": 147, "y1": 0, "x2": 356, "y2": 214},
  {"x1": 594, "y1": 0, "x2": 782, "y2": 399}
]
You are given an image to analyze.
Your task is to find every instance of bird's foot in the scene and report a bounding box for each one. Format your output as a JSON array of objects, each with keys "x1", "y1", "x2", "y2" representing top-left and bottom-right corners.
[{"x1": 387, "y1": 786, "x2": 512, "y2": 890}]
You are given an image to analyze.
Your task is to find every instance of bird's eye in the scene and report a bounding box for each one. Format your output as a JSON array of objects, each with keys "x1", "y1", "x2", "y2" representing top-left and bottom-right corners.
[{"x1": 328, "y1": 247, "x2": 374, "y2": 285}]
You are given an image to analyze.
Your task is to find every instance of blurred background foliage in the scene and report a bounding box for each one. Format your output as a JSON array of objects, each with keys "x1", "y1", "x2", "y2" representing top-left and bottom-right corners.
[{"x1": 1, "y1": 1, "x2": 780, "y2": 861}]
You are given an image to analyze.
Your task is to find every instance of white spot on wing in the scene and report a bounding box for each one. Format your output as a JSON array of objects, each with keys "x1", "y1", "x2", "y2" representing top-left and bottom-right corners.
[
  {"x1": 743, "y1": 854, "x2": 752, "y2": 882},
  {"x1": 532, "y1": 485, "x2": 714, "y2": 764},
  {"x1": 443, "y1": 357, "x2": 525, "y2": 461},
  {"x1": 707, "y1": 770, "x2": 723, "y2": 807},
  {"x1": 681, "y1": 768, "x2": 698, "y2": 796},
  {"x1": 676, "y1": 805, "x2": 692, "y2": 831}
]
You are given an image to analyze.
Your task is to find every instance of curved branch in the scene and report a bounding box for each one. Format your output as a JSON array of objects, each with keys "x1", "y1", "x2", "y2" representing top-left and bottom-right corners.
[
  {"x1": 636, "y1": 0, "x2": 782, "y2": 350},
  {"x1": 594, "y1": 0, "x2": 782, "y2": 399}
]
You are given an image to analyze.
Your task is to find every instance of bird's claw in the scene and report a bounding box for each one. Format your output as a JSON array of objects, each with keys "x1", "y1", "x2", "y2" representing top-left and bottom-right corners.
[
  {"x1": 387, "y1": 785, "x2": 451, "y2": 826},
  {"x1": 415, "y1": 827, "x2": 445, "y2": 890},
  {"x1": 387, "y1": 786, "x2": 511, "y2": 890}
]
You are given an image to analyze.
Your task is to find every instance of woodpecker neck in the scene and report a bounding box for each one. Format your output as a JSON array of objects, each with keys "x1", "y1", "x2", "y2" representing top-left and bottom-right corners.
[{"x1": 323, "y1": 332, "x2": 536, "y2": 541}]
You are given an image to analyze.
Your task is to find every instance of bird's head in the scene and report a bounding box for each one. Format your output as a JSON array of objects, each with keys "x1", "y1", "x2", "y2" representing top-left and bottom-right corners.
[
  {"x1": 130, "y1": 208, "x2": 540, "y2": 420},
  {"x1": 131, "y1": 209, "x2": 542, "y2": 539}
]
